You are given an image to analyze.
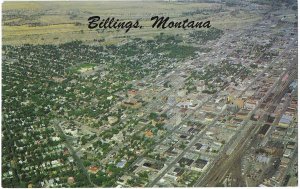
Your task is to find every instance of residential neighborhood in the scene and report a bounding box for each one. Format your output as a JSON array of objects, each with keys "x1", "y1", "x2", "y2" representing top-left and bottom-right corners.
[{"x1": 2, "y1": 0, "x2": 298, "y2": 187}]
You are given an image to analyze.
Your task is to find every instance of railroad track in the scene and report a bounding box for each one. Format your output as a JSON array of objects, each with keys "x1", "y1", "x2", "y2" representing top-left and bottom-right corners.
[{"x1": 195, "y1": 64, "x2": 297, "y2": 187}]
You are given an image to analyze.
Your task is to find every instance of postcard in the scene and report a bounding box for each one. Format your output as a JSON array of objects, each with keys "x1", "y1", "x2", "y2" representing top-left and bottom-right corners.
[{"x1": 2, "y1": 0, "x2": 298, "y2": 188}]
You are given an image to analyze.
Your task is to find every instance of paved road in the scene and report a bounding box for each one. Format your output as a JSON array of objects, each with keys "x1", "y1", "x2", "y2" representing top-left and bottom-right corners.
[
  {"x1": 194, "y1": 62, "x2": 297, "y2": 186},
  {"x1": 193, "y1": 39, "x2": 296, "y2": 186},
  {"x1": 51, "y1": 120, "x2": 98, "y2": 187}
]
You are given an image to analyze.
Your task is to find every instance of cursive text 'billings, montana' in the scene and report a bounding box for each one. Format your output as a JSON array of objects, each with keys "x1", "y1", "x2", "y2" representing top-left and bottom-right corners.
[{"x1": 87, "y1": 16, "x2": 211, "y2": 33}]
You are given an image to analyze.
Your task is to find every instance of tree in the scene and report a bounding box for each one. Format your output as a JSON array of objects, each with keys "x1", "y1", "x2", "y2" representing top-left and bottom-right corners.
[{"x1": 149, "y1": 112, "x2": 158, "y2": 120}]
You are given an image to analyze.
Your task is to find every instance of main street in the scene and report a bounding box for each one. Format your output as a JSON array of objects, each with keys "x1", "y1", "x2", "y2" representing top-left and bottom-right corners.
[
  {"x1": 194, "y1": 59, "x2": 297, "y2": 187},
  {"x1": 147, "y1": 31, "x2": 297, "y2": 187}
]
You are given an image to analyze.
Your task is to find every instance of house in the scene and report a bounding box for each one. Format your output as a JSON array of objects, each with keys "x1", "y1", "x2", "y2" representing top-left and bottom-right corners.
[
  {"x1": 108, "y1": 116, "x2": 118, "y2": 125},
  {"x1": 196, "y1": 80, "x2": 206, "y2": 91},
  {"x1": 166, "y1": 167, "x2": 185, "y2": 181},
  {"x1": 88, "y1": 166, "x2": 100, "y2": 174},
  {"x1": 205, "y1": 113, "x2": 215, "y2": 122},
  {"x1": 144, "y1": 130, "x2": 153, "y2": 138},
  {"x1": 283, "y1": 149, "x2": 292, "y2": 158},
  {"x1": 117, "y1": 175, "x2": 132, "y2": 185},
  {"x1": 122, "y1": 99, "x2": 142, "y2": 109},
  {"x1": 128, "y1": 90, "x2": 137, "y2": 98},
  {"x1": 67, "y1": 177, "x2": 75, "y2": 185}
]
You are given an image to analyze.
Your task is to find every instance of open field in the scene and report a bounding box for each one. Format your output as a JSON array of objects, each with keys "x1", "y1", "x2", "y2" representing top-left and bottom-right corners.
[
  {"x1": 3, "y1": 1, "x2": 262, "y2": 45},
  {"x1": 3, "y1": 2, "x2": 42, "y2": 10}
]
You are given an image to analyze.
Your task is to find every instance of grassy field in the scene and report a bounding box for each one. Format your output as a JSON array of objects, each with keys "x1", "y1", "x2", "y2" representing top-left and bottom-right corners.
[
  {"x1": 3, "y1": 2, "x2": 42, "y2": 10},
  {"x1": 3, "y1": 1, "x2": 262, "y2": 45}
]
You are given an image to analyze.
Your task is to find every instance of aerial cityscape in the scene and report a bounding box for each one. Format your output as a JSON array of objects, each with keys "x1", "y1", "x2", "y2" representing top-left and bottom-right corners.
[{"x1": 2, "y1": 0, "x2": 298, "y2": 187}]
